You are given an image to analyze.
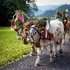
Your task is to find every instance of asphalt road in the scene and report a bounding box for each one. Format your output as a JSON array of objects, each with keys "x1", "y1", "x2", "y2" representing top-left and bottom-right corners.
[{"x1": 0, "y1": 36, "x2": 70, "y2": 70}]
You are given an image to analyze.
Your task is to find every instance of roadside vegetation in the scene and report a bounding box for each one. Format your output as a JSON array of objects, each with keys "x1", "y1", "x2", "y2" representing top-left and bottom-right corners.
[{"x1": 0, "y1": 27, "x2": 31, "y2": 67}]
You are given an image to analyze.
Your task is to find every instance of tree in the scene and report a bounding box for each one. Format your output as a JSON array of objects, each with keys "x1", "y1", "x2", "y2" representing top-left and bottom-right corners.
[{"x1": 0, "y1": 0, "x2": 38, "y2": 26}]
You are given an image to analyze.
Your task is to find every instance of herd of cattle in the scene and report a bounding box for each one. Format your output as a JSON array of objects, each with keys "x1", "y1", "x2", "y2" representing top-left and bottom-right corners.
[{"x1": 11, "y1": 14, "x2": 70, "y2": 66}]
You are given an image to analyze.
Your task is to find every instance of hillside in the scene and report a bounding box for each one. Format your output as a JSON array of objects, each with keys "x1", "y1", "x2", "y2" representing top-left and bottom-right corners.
[
  {"x1": 40, "y1": 10, "x2": 55, "y2": 17},
  {"x1": 35, "y1": 5, "x2": 60, "y2": 16},
  {"x1": 55, "y1": 4, "x2": 70, "y2": 15},
  {"x1": 38, "y1": 4, "x2": 70, "y2": 17}
]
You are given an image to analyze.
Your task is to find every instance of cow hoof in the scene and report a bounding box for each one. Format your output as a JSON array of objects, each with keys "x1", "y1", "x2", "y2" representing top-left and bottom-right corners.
[
  {"x1": 50, "y1": 60, "x2": 53, "y2": 63},
  {"x1": 29, "y1": 53, "x2": 36, "y2": 56},
  {"x1": 34, "y1": 63, "x2": 40, "y2": 66},
  {"x1": 53, "y1": 53, "x2": 57, "y2": 58},
  {"x1": 53, "y1": 56, "x2": 57, "y2": 62},
  {"x1": 53, "y1": 55, "x2": 57, "y2": 58},
  {"x1": 59, "y1": 50, "x2": 63, "y2": 54},
  {"x1": 69, "y1": 38, "x2": 70, "y2": 42},
  {"x1": 50, "y1": 58, "x2": 53, "y2": 62}
]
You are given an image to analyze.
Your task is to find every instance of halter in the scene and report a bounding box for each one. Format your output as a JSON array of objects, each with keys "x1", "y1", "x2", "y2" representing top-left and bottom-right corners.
[{"x1": 29, "y1": 26, "x2": 40, "y2": 43}]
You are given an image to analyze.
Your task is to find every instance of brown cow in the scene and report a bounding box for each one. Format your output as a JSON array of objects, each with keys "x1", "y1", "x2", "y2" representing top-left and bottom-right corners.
[
  {"x1": 23, "y1": 18, "x2": 64, "y2": 66},
  {"x1": 63, "y1": 17, "x2": 70, "y2": 42},
  {"x1": 22, "y1": 20, "x2": 38, "y2": 56}
]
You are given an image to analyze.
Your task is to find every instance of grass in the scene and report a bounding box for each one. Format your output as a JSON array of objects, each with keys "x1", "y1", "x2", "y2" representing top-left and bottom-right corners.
[{"x1": 0, "y1": 27, "x2": 31, "y2": 67}]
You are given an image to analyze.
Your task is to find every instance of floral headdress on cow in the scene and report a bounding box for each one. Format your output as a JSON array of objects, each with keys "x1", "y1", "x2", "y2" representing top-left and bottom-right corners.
[{"x1": 13, "y1": 10, "x2": 30, "y2": 21}]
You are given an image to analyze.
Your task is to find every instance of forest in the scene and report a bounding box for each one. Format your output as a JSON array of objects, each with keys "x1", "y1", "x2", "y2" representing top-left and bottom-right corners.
[{"x1": 0, "y1": 0, "x2": 38, "y2": 26}]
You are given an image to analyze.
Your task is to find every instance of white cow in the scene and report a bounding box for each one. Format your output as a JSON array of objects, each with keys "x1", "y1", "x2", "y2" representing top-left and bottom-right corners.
[{"x1": 26, "y1": 18, "x2": 64, "y2": 66}]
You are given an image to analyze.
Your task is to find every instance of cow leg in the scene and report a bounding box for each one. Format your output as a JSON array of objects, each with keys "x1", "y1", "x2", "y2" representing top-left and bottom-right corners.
[
  {"x1": 35, "y1": 48, "x2": 41, "y2": 66},
  {"x1": 64, "y1": 32, "x2": 66, "y2": 44},
  {"x1": 54, "y1": 40, "x2": 58, "y2": 58},
  {"x1": 50, "y1": 43, "x2": 54, "y2": 62},
  {"x1": 68, "y1": 31, "x2": 70, "y2": 42},
  {"x1": 17, "y1": 29, "x2": 23, "y2": 39},
  {"x1": 18, "y1": 28, "x2": 23, "y2": 39},
  {"x1": 59, "y1": 38, "x2": 63, "y2": 55},
  {"x1": 17, "y1": 31, "x2": 20, "y2": 39},
  {"x1": 30, "y1": 45, "x2": 37, "y2": 56},
  {"x1": 69, "y1": 34, "x2": 70, "y2": 42}
]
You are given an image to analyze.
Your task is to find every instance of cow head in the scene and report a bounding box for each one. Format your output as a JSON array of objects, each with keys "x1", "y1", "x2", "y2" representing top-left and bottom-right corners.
[{"x1": 22, "y1": 20, "x2": 38, "y2": 45}]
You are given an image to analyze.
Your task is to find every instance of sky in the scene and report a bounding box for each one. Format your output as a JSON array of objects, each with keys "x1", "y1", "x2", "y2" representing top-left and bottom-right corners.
[{"x1": 36, "y1": 0, "x2": 70, "y2": 6}]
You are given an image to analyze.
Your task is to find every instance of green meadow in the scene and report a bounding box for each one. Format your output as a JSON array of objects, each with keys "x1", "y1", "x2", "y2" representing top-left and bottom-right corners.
[{"x1": 0, "y1": 27, "x2": 31, "y2": 67}]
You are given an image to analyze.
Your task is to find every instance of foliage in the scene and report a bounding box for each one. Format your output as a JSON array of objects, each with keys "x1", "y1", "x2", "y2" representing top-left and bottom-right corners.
[
  {"x1": 36, "y1": 18, "x2": 47, "y2": 28},
  {"x1": 0, "y1": 0, "x2": 38, "y2": 26},
  {"x1": 0, "y1": 27, "x2": 31, "y2": 67}
]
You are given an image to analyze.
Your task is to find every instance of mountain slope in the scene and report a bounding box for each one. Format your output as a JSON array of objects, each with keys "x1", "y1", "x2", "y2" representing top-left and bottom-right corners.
[
  {"x1": 40, "y1": 10, "x2": 55, "y2": 17},
  {"x1": 35, "y1": 5, "x2": 60, "y2": 16},
  {"x1": 55, "y1": 4, "x2": 70, "y2": 15},
  {"x1": 39, "y1": 4, "x2": 70, "y2": 17}
]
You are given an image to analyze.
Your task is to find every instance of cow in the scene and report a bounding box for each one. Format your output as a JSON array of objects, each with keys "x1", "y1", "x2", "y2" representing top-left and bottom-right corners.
[
  {"x1": 67, "y1": 17, "x2": 70, "y2": 41},
  {"x1": 12, "y1": 14, "x2": 38, "y2": 56},
  {"x1": 62, "y1": 11, "x2": 70, "y2": 43},
  {"x1": 63, "y1": 17, "x2": 70, "y2": 42},
  {"x1": 22, "y1": 20, "x2": 39, "y2": 56},
  {"x1": 23, "y1": 18, "x2": 64, "y2": 66}
]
